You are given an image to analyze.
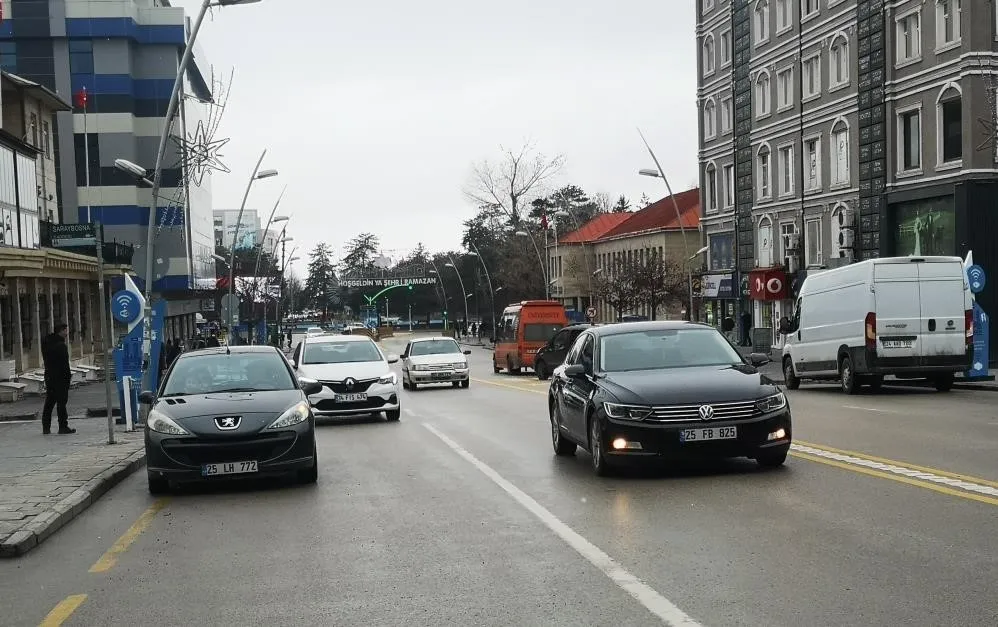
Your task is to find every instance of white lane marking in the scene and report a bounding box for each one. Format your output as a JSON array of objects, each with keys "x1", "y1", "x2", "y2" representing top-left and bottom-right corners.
[
  {"x1": 792, "y1": 444, "x2": 998, "y2": 498},
  {"x1": 841, "y1": 405, "x2": 898, "y2": 413},
  {"x1": 423, "y1": 423, "x2": 702, "y2": 627}
]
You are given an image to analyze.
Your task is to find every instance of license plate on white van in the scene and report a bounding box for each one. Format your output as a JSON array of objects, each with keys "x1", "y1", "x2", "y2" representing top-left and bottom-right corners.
[{"x1": 882, "y1": 339, "x2": 913, "y2": 349}]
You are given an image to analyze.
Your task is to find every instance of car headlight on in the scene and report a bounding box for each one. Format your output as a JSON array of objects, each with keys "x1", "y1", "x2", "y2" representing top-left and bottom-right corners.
[
  {"x1": 147, "y1": 410, "x2": 189, "y2": 435},
  {"x1": 756, "y1": 392, "x2": 787, "y2": 413},
  {"x1": 378, "y1": 372, "x2": 397, "y2": 385},
  {"x1": 267, "y1": 400, "x2": 311, "y2": 430},
  {"x1": 603, "y1": 402, "x2": 653, "y2": 421}
]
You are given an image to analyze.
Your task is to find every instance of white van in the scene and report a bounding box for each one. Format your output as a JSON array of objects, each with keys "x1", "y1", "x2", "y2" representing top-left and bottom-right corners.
[{"x1": 781, "y1": 256, "x2": 972, "y2": 394}]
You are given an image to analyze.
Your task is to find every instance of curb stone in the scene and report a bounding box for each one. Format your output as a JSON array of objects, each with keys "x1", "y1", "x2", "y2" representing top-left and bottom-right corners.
[
  {"x1": 0, "y1": 448, "x2": 146, "y2": 558},
  {"x1": 0, "y1": 412, "x2": 37, "y2": 422}
]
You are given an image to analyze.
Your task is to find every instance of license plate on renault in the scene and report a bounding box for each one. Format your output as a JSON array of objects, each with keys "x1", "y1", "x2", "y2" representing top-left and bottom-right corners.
[
  {"x1": 334, "y1": 393, "x2": 367, "y2": 402},
  {"x1": 680, "y1": 426, "x2": 737, "y2": 442},
  {"x1": 202, "y1": 461, "x2": 258, "y2": 476}
]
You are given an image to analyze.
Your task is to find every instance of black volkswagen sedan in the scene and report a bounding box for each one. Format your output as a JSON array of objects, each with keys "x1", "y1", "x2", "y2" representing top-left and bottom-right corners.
[
  {"x1": 547, "y1": 321, "x2": 791, "y2": 476},
  {"x1": 140, "y1": 345, "x2": 322, "y2": 494}
]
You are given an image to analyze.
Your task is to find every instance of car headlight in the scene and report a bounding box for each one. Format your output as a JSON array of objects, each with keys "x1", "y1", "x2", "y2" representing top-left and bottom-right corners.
[
  {"x1": 603, "y1": 402, "x2": 653, "y2": 421},
  {"x1": 267, "y1": 400, "x2": 311, "y2": 430},
  {"x1": 452, "y1": 362, "x2": 468, "y2": 369},
  {"x1": 756, "y1": 392, "x2": 787, "y2": 413},
  {"x1": 378, "y1": 372, "x2": 397, "y2": 385},
  {"x1": 412, "y1": 364, "x2": 428, "y2": 371},
  {"x1": 147, "y1": 409, "x2": 189, "y2": 435}
]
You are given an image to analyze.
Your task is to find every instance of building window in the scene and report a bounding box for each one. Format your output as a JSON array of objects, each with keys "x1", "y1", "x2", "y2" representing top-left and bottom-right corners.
[
  {"x1": 804, "y1": 136, "x2": 821, "y2": 191},
  {"x1": 758, "y1": 217, "x2": 774, "y2": 267},
  {"x1": 755, "y1": 71, "x2": 771, "y2": 118},
  {"x1": 703, "y1": 34, "x2": 716, "y2": 76},
  {"x1": 709, "y1": 232, "x2": 735, "y2": 271},
  {"x1": 29, "y1": 113, "x2": 38, "y2": 148},
  {"x1": 703, "y1": 0, "x2": 715, "y2": 13},
  {"x1": 705, "y1": 163, "x2": 718, "y2": 214},
  {"x1": 777, "y1": 67, "x2": 794, "y2": 110},
  {"x1": 720, "y1": 96, "x2": 733, "y2": 134},
  {"x1": 936, "y1": 0, "x2": 961, "y2": 49},
  {"x1": 704, "y1": 99, "x2": 717, "y2": 140},
  {"x1": 780, "y1": 222, "x2": 797, "y2": 261},
  {"x1": 723, "y1": 164, "x2": 734, "y2": 208},
  {"x1": 0, "y1": 42, "x2": 15, "y2": 72},
  {"x1": 801, "y1": 0, "x2": 819, "y2": 19},
  {"x1": 937, "y1": 86, "x2": 962, "y2": 164},
  {"x1": 42, "y1": 122, "x2": 51, "y2": 159},
  {"x1": 805, "y1": 217, "x2": 822, "y2": 266},
  {"x1": 757, "y1": 144, "x2": 772, "y2": 200},
  {"x1": 829, "y1": 36, "x2": 849, "y2": 88},
  {"x1": 778, "y1": 144, "x2": 794, "y2": 196},
  {"x1": 776, "y1": 0, "x2": 792, "y2": 31},
  {"x1": 898, "y1": 108, "x2": 922, "y2": 172},
  {"x1": 755, "y1": 1, "x2": 770, "y2": 45},
  {"x1": 830, "y1": 120, "x2": 850, "y2": 186},
  {"x1": 896, "y1": 10, "x2": 922, "y2": 64},
  {"x1": 802, "y1": 53, "x2": 821, "y2": 99},
  {"x1": 720, "y1": 30, "x2": 732, "y2": 66},
  {"x1": 69, "y1": 40, "x2": 94, "y2": 74}
]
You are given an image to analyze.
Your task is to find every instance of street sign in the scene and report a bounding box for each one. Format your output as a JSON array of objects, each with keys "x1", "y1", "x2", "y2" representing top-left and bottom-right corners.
[
  {"x1": 111, "y1": 290, "x2": 142, "y2": 324},
  {"x1": 967, "y1": 264, "x2": 986, "y2": 294},
  {"x1": 122, "y1": 274, "x2": 146, "y2": 334},
  {"x1": 586, "y1": 306, "x2": 597, "y2": 319},
  {"x1": 50, "y1": 223, "x2": 96, "y2": 247},
  {"x1": 220, "y1": 293, "x2": 240, "y2": 327}
]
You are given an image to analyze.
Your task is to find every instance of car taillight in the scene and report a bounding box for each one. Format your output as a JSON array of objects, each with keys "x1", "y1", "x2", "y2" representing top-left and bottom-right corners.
[
  {"x1": 965, "y1": 309, "x2": 974, "y2": 344},
  {"x1": 865, "y1": 312, "x2": 876, "y2": 350}
]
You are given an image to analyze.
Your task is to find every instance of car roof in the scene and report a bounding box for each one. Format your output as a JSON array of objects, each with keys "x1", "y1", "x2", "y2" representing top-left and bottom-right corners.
[
  {"x1": 179, "y1": 345, "x2": 281, "y2": 358},
  {"x1": 588, "y1": 320, "x2": 712, "y2": 337},
  {"x1": 409, "y1": 336, "x2": 459, "y2": 343},
  {"x1": 307, "y1": 333, "x2": 374, "y2": 344}
]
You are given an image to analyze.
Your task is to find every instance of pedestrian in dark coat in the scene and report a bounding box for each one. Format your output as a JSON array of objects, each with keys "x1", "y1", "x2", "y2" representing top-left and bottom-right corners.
[{"x1": 41, "y1": 323, "x2": 75, "y2": 435}]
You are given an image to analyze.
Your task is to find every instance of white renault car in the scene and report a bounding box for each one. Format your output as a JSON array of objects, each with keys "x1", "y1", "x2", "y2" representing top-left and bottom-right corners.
[
  {"x1": 401, "y1": 336, "x2": 471, "y2": 390},
  {"x1": 291, "y1": 334, "x2": 401, "y2": 421}
]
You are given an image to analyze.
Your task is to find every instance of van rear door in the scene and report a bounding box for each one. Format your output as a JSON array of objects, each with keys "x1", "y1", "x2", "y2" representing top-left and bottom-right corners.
[
  {"x1": 873, "y1": 261, "x2": 921, "y2": 359},
  {"x1": 915, "y1": 259, "x2": 967, "y2": 357}
]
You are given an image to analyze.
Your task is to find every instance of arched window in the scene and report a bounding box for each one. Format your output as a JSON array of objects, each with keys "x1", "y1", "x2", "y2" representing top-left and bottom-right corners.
[
  {"x1": 936, "y1": 82, "x2": 962, "y2": 164},
  {"x1": 703, "y1": 99, "x2": 717, "y2": 139},
  {"x1": 829, "y1": 33, "x2": 849, "y2": 88},
  {"x1": 703, "y1": 34, "x2": 716, "y2": 75},
  {"x1": 755, "y1": 70, "x2": 771, "y2": 117},
  {"x1": 756, "y1": 144, "x2": 772, "y2": 200},
  {"x1": 758, "y1": 216, "x2": 774, "y2": 267},
  {"x1": 830, "y1": 118, "x2": 850, "y2": 186},
  {"x1": 754, "y1": 0, "x2": 770, "y2": 44},
  {"x1": 705, "y1": 162, "x2": 718, "y2": 213}
]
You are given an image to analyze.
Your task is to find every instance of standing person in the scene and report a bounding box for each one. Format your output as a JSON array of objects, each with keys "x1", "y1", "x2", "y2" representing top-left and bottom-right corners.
[{"x1": 41, "y1": 323, "x2": 75, "y2": 435}]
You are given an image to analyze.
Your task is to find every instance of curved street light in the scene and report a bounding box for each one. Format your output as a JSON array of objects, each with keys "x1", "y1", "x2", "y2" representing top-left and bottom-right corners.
[
  {"x1": 227, "y1": 150, "x2": 279, "y2": 302},
  {"x1": 427, "y1": 260, "x2": 449, "y2": 329},
  {"x1": 467, "y1": 245, "x2": 497, "y2": 342},
  {"x1": 444, "y1": 256, "x2": 470, "y2": 332},
  {"x1": 515, "y1": 230, "x2": 548, "y2": 299}
]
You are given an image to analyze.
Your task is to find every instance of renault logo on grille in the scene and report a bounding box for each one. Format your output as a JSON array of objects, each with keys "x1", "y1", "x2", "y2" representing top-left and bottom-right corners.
[
  {"x1": 345, "y1": 378, "x2": 356, "y2": 390},
  {"x1": 697, "y1": 405, "x2": 715, "y2": 421},
  {"x1": 215, "y1": 416, "x2": 241, "y2": 430}
]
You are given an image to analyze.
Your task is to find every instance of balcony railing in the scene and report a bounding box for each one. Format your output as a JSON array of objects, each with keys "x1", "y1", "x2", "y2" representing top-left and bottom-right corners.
[{"x1": 39, "y1": 220, "x2": 135, "y2": 266}]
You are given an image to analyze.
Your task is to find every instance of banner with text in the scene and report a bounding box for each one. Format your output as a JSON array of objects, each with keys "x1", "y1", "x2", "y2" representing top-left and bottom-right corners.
[{"x1": 340, "y1": 277, "x2": 436, "y2": 289}]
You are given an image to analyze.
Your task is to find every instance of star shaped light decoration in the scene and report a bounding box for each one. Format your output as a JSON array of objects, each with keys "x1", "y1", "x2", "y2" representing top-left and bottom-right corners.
[{"x1": 171, "y1": 119, "x2": 231, "y2": 187}]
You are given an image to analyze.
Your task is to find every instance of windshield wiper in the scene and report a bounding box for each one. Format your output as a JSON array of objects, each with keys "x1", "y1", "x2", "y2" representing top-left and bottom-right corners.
[{"x1": 210, "y1": 387, "x2": 259, "y2": 393}]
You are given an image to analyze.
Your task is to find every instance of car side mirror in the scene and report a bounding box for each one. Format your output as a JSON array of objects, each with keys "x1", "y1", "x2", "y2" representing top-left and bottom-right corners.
[
  {"x1": 299, "y1": 378, "x2": 322, "y2": 395},
  {"x1": 463, "y1": 349, "x2": 471, "y2": 355},
  {"x1": 387, "y1": 354, "x2": 400, "y2": 364},
  {"x1": 748, "y1": 352, "x2": 771, "y2": 367},
  {"x1": 138, "y1": 391, "x2": 155, "y2": 405},
  {"x1": 563, "y1": 363, "x2": 585, "y2": 377}
]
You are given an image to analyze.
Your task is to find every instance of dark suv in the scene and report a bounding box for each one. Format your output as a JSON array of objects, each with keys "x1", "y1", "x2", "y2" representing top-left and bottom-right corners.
[{"x1": 534, "y1": 324, "x2": 593, "y2": 380}]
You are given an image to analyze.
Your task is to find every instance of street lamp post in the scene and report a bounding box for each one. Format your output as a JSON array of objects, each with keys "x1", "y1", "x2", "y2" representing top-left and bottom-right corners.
[
  {"x1": 251, "y1": 184, "x2": 288, "y2": 289},
  {"x1": 515, "y1": 230, "x2": 548, "y2": 299},
  {"x1": 427, "y1": 259, "x2": 448, "y2": 330},
  {"x1": 467, "y1": 244, "x2": 496, "y2": 343},
  {"x1": 444, "y1": 256, "x2": 470, "y2": 333},
  {"x1": 638, "y1": 128, "x2": 696, "y2": 321},
  {"x1": 262, "y1": 235, "x2": 292, "y2": 343},
  {"x1": 228, "y1": 150, "x2": 279, "y2": 299},
  {"x1": 553, "y1": 209, "x2": 594, "y2": 309}
]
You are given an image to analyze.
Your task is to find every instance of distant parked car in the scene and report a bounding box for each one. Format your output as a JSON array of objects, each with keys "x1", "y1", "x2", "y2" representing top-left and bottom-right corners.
[{"x1": 534, "y1": 324, "x2": 592, "y2": 380}]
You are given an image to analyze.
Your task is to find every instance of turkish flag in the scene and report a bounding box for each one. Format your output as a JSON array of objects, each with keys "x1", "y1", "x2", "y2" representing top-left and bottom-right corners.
[
  {"x1": 74, "y1": 87, "x2": 88, "y2": 110},
  {"x1": 540, "y1": 213, "x2": 548, "y2": 230}
]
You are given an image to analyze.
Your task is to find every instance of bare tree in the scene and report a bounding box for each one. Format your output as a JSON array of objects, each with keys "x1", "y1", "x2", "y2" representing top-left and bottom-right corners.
[
  {"x1": 465, "y1": 142, "x2": 565, "y2": 228},
  {"x1": 632, "y1": 252, "x2": 689, "y2": 320},
  {"x1": 592, "y1": 191, "x2": 614, "y2": 214},
  {"x1": 594, "y1": 256, "x2": 639, "y2": 321}
]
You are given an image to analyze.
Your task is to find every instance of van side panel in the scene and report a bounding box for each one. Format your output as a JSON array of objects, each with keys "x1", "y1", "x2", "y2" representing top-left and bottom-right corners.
[
  {"x1": 798, "y1": 276, "x2": 870, "y2": 374},
  {"x1": 873, "y1": 262, "x2": 922, "y2": 361},
  {"x1": 916, "y1": 260, "x2": 968, "y2": 358}
]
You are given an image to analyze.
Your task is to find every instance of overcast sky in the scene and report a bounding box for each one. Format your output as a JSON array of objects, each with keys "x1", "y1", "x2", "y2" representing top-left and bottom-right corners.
[{"x1": 171, "y1": 0, "x2": 697, "y2": 276}]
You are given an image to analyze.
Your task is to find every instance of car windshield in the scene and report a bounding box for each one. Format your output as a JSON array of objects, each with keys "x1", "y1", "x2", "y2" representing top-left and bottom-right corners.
[
  {"x1": 524, "y1": 323, "x2": 564, "y2": 343},
  {"x1": 599, "y1": 328, "x2": 743, "y2": 372},
  {"x1": 409, "y1": 339, "x2": 461, "y2": 356},
  {"x1": 162, "y1": 352, "x2": 296, "y2": 395},
  {"x1": 303, "y1": 340, "x2": 382, "y2": 364}
]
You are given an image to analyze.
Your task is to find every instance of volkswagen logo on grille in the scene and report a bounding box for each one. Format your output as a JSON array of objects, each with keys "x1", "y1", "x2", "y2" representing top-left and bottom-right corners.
[
  {"x1": 215, "y1": 416, "x2": 241, "y2": 430},
  {"x1": 344, "y1": 378, "x2": 356, "y2": 390},
  {"x1": 697, "y1": 405, "x2": 715, "y2": 421}
]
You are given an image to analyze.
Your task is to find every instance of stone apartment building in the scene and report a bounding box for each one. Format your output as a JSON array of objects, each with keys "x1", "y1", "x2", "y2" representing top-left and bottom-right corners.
[{"x1": 698, "y1": 0, "x2": 998, "y2": 353}]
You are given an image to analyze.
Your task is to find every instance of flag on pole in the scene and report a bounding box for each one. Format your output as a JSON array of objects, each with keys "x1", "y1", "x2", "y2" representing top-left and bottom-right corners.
[
  {"x1": 74, "y1": 86, "x2": 88, "y2": 110},
  {"x1": 539, "y1": 212, "x2": 549, "y2": 230}
]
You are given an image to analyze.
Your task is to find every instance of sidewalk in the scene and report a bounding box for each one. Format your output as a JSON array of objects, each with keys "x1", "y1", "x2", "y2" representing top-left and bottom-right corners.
[
  {"x1": 0, "y1": 382, "x2": 119, "y2": 422},
  {"x1": 0, "y1": 385, "x2": 142, "y2": 558}
]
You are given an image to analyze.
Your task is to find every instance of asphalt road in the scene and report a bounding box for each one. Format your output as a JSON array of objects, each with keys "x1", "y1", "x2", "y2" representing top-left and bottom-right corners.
[{"x1": 2, "y1": 334, "x2": 996, "y2": 626}]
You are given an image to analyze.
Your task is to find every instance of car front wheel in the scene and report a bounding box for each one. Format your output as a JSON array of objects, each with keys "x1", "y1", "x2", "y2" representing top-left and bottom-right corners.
[
  {"x1": 298, "y1": 445, "x2": 318, "y2": 484},
  {"x1": 756, "y1": 447, "x2": 789, "y2": 468},
  {"x1": 147, "y1": 473, "x2": 169, "y2": 495},
  {"x1": 589, "y1": 418, "x2": 613, "y2": 476},
  {"x1": 551, "y1": 405, "x2": 576, "y2": 456},
  {"x1": 385, "y1": 408, "x2": 401, "y2": 422}
]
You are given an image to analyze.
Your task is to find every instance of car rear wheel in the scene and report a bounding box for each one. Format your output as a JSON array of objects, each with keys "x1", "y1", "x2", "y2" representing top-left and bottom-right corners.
[
  {"x1": 535, "y1": 360, "x2": 548, "y2": 380},
  {"x1": 147, "y1": 473, "x2": 169, "y2": 495},
  {"x1": 933, "y1": 374, "x2": 954, "y2": 392},
  {"x1": 298, "y1": 445, "x2": 318, "y2": 484},
  {"x1": 756, "y1": 448, "x2": 788, "y2": 468},
  {"x1": 839, "y1": 356, "x2": 859, "y2": 395},
  {"x1": 493, "y1": 356, "x2": 500, "y2": 374},
  {"x1": 507, "y1": 355, "x2": 521, "y2": 375},
  {"x1": 385, "y1": 408, "x2": 401, "y2": 421}
]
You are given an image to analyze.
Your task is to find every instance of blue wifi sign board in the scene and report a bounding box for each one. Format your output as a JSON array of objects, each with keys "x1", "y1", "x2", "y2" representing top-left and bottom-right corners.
[{"x1": 111, "y1": 290, "x2": 142, "y2": 324}]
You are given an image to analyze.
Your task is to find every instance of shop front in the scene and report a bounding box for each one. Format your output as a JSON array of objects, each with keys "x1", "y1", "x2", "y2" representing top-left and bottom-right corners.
[
  {"x1": 748, "y1": 267, "x2": 790, "y2": 350},
  {"x1": 701, "y1": 272, "x2": 738, "y2": 340}
]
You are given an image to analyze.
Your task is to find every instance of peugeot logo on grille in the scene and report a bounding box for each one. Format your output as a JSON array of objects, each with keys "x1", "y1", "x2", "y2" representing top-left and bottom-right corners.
[
  {"x1": 215, "y1": 416, "x2": 241, "y2": 430},
  {"x1": 698, "y1": 405, "x2": 715, "y2": 421},
  {"x1": 344, "y1": 378, "x2": 356, "y2": 390}
]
